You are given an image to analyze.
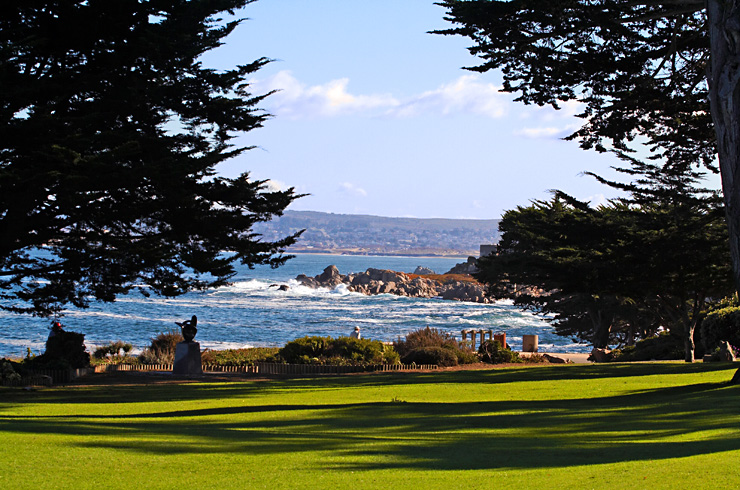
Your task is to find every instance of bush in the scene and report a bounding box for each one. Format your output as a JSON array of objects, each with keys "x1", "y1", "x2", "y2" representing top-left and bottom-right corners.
[
  {"x1": 478, "y1": 340, "x2": 521, "y2": 364},
  {"x1": 1, "y1": 360, "x2": 22, "y2": 384},
  {"x1": 701, "y1": 306, "x2": 740, "y2": 352},
  {"x1": 402, "y1": 346, "x2": 458, "y2": 367},
  {"x1": 610, "y1": 332, "x2": 683, "y2": 361},
  {"x1": 279, "y1": 336, "x2": 329, "y2": 363},
  {"x1": 455, "y1": 348, "x2": 480, "y2": 365},
  {"x1": 139, "y1": 330, "x2": 183, "y2": 364},
  {"x1": 325, "y1": 337, "x2": 385, "y2": 364},
  {"x1": 93, "y1": 341, "x2": 134, "y2": 362},
  {"x1": 27, "y1": 329, "x2": 90, "y2": 369},
  {"x1": 394, "y1": 327, "x2": 477, "y2": 365},
  {"x1": 522, "y1": 353, "x2": 549, "y2": 364},
  {"x1": 393, "y1": 327, "x2": 457, "y2": 357},
  {"x1": 201, "y1": 347, "x2": 280, "y2": 366},
  {"x1": 278, "y1": 336, "x2": 390, "y2": 365},
  {"x1": 382, "y1": 345, "x2": 401, "y2": 365}
]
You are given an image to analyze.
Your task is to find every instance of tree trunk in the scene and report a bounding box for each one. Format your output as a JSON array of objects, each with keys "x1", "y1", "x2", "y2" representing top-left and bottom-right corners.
[
  {"x1": 707, "y1": 0, "x2": 740, "y2": 373},
  {"x1": 588, "y1": 307, "x2": 612, "y2": 349},
  {"x1": 684, "y1": 324, "x2": 695, "y2": 363}
]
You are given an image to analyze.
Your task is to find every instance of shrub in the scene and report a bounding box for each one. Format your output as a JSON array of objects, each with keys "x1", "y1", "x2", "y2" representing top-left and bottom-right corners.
[
  {"x1": 28, "y1": 329, "x2": 90, "y2": 369},
  {"x1": 402, "y1": 346, "x2": 458, "y2": 367},
  {"x1": 455, "y1": 348, "x2": 480, "y2": 365},
  {"x1": 278, "y1": 336, "x2": 389, "y2": 365},
  {"x1": 393, "y1": 327, "x2": 457, "y2": 357},
  {"x1": 522, "y1": 353, "x2": 548, "y2": 364},
  {"x1": 93, "y1": 341, "x2": 134, "y2": 362},
  {"x1": 701, "y1": 306, "x2": 740, "y2": 352},
  {"x1": 382, "y1": 344, "x2": 401, "y2": 365},
  {"x1": 279, "y1": 336, "x2": 329, "y2": 363},
  {"x1": 1, "y1": 360, "x2": 22, "y2": 384},
  {"x1": 394, "y1": 327, "x2": 477, "y2": 365},
  {"x1": 201, "y1": 347, "x2": 280, "y2": 366},
  {"x1": 139, "y1": 330, "x2": 183, "y2": 364},
  {"x1": 610, "y1": 332, "x2": 683, "y2": 361},
  {"x1": 478, "y1": 340, "x2": 521, "y2": 364},
  {"x1": 325, "y1": 337, "x2": 384, "y2": 364}
]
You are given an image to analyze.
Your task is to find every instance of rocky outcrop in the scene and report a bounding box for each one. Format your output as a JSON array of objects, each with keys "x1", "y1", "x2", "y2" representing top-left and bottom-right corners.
[
  {"x1": 296, "y1": 266, "x2": 491, "y2": 303},
  {"x1": 444, "y1": 256, "x2": 479, "y2": 275},
  {"x1": 413, "y1": 266, "x2": 435, "y2": 275}
]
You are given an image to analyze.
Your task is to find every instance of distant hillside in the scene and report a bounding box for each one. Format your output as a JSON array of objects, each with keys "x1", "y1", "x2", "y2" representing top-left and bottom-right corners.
[{"x1": 253, "y1": 210, "x2": 500, "y2": 257}]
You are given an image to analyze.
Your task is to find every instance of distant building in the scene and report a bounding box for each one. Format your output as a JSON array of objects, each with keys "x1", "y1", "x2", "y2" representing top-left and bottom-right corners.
[{"x1": 480, "y1": 244, "x2": 496, "y2": 257}]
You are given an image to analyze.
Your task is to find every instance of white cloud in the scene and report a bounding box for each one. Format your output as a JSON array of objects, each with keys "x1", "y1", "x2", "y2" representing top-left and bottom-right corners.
[
  {"x1": 586, "y1": 193, "x2": 609, "y2": 208},
  {"x1": 513, "y1": 123, "x2": 581, "y2": 140},
  {"x1": 263, "y1": 179, "x2": 287, "y2": 192},
  {"x1": 251, "y1": 71, "x2": 508, "y2": 120},
  {"x1": 250, "y1": 72, "x2": 587, "y2": 140},
  {"x1": 513, "y1": 99, "x2": 585, "y2": 139},
  {"x1": 388, "y1": 75, "x2": 507, "y2": 118},
  {"x1": 338, "y1": 182, "x2": 368, "y2": 197},
  {"x1": 252, "y1": 71, "x2": 397, "y2": 119}
]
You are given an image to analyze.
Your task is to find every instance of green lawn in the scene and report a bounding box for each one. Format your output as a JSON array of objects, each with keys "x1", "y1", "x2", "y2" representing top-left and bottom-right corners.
[{"x1": 1, "y1": 363, "x2": 738, "y2": 489}]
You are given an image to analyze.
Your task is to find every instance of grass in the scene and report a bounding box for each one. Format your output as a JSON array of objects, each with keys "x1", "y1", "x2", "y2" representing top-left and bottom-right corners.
[{"x1": 1, "y1": 362, "x2": 739, "y2": 489}]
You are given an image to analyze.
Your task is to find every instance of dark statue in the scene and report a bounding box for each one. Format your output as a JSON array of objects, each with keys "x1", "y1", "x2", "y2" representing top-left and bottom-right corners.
[{"x1": 175, "y1": 315, "x2": 198, "y2": 342}]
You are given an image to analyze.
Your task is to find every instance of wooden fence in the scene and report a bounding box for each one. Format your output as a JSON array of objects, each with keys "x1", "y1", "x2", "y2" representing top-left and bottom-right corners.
[{"x1": 2, "y1": 362, "x2": 438, "y2": 386}]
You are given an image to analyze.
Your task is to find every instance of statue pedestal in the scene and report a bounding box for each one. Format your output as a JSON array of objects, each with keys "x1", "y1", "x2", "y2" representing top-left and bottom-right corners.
[{"x1": 173, "y1": 341, "x2": 202, "y2": 375}]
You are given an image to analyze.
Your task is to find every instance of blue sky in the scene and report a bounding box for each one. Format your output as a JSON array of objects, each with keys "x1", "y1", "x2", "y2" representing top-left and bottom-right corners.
[{"x1": 202, "y1": 0, "x2": 685, "y2": 219}]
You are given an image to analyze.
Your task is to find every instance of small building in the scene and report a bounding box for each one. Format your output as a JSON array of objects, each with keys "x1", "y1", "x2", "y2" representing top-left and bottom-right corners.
[{"x1": 480, "y1": 244, "x2": 496, "y2": 258}]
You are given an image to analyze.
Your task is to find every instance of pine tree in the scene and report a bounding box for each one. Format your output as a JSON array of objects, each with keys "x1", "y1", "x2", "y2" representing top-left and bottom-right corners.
[{"x1": 0, "y1": 1, "x2": 301, "y2": 316}]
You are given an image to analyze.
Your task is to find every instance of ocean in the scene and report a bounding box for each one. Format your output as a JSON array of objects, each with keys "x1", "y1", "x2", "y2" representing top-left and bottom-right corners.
[{"x1": 0, "y1": 254, "x2": 589, "y2": 358}]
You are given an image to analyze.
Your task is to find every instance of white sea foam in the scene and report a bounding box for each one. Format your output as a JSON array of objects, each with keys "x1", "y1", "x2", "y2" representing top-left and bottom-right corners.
[{"x1": 0, "y1": 255, "x2": 590, "y2": 357}]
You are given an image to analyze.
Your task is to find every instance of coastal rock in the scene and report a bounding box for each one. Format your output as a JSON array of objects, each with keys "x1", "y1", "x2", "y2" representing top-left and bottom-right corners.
[
  {"x1": 295, "y1": 265, "x2": 490, "y2": 303},
  {"x1": 295, "y1": 274, "x2": 319, "y2": 288},
  {"x1": 588, "y1": 347, "x2": 612, "y2": 363},
  {"x1": 543, "y1": 353, "x2": 568, "y2": 364},
  {"x1": 445, "y1": 256, "x2": 479, "y2": 275},
  {"x1": 317, "y1": 265, "x2": 343, "y2": 286},
  {"x1": 413, "y1": 266, "x2": 435, "y2": 275}
]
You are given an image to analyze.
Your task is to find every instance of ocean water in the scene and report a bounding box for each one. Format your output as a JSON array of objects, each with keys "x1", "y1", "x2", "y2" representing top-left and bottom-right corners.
[{"x1": 0, "y1": 254, "x2": 589, "y2": 358}]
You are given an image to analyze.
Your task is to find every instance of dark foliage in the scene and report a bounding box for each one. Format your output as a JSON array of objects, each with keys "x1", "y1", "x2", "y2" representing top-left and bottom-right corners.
[
  {"x1": 278, "y1": 336, "x2": 391, "y2": 366},
  {"x1": 201, "y1": 347, "x2": 280, "y2": 366},
  {"x1": 478, "y1": 340, "x2": 521, "y2": 364},
  {"x1": 93, "y1": 340, "x2": 133, "y2": 360},
  {"x1": 139, "y1": 330, "x2": 183, "y2": 365},
  {"x1": 401, "y1": 346, "x2": 459, "y2": 367},
  {"x1": 393, "y1": 326, "x2": 459, "y2": 356},
  {"x1": 610, "y1": 332, "x2": 684, "y2": 362},
  {"x1": 27, "y1": 329, "x2": 90, "y2": 369},
  {"x1": 475, "y1": 161, "x2": 732, "y2": 361},
  {"x1": 701, "y1": 306, "x2": 740, "y2": 352},
  {"x1": 394, "y1": 326, "x2": 477, "y2": 365},
  {"x1": 436, "y1": 0, "x2": 712, "y2": 170},
  {"x1": 0, "y1": 0, "x2": 301, "y2": 317}
]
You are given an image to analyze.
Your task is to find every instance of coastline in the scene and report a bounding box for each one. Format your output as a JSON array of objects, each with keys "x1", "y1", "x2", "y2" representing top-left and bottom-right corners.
[{"x1": 288, "y1": 249, "x2": 474, "y2": 260}]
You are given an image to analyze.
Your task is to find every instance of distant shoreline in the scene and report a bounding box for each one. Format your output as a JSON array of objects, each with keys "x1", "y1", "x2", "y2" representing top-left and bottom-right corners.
[{"x1": 287, "y1": 249, "x2": 474, "y2": 260}]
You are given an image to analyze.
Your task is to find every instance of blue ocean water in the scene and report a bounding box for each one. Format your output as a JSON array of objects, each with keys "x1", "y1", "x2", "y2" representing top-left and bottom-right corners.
[{"x1": 0, "y1": 254, "x2": 589, "y2": 358}]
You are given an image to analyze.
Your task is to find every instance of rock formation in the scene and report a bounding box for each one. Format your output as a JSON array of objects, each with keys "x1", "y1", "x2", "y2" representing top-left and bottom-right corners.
[
  {"x1": 444, "y1": 256, "x2": 479, "y2": 275},
  {"x1": 296, "y1": 266, "x2": 491, "y2": 303}
]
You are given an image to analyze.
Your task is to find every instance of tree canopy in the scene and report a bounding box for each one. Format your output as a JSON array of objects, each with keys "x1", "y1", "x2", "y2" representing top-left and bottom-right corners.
[
  {"x1": 436, "y1": 0, "x2": 711, "y2": 167},
  {"x1": 436, "y1": 0, "x2": 740, "y2": 290},
  {"x1": 0, "y1": 0, "x2": 301, "y2": 316},
  {"x1": 476, "y1": 163, "x2": 733, "y2": 359}
]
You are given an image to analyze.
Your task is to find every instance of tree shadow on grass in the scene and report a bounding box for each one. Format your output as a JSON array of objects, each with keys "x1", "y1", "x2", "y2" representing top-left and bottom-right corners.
[
  {"x1": 3, "y1": 362, "x2": 736, "y2": 407},
  {"x1": 0, "y1": 363, "x2": 738, "y2": 471}
]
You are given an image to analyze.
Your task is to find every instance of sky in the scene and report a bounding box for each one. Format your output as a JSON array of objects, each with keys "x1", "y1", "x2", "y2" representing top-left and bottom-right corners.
[{"x1": 202, "y1": 0, "x2": 714, "y2": 220}]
